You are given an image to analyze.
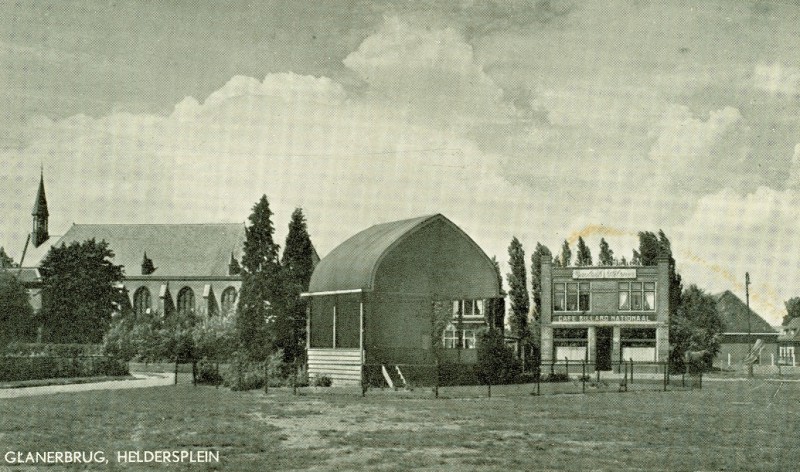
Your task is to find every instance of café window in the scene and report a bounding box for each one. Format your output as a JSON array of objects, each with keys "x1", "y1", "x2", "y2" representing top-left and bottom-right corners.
[
  {"x1": 619, "y1": 282, "x2": 656, "y2": 311},
  {"x1": 553, "y1": 282, "x2": 590, "y2": 312}
]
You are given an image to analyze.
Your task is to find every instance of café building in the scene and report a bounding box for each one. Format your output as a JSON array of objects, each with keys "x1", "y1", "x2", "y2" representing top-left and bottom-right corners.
[{"x1": 539, "y1": 255, "x2": 671, "y2": 369}]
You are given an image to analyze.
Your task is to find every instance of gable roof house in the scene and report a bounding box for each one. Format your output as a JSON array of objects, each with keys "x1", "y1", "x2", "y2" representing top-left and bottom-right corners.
[{"x1": 713, "y1": 290, "x2": 779, "y2": 367}]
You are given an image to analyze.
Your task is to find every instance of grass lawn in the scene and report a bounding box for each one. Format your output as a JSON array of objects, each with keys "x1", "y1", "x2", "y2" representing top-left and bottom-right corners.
[{"x1": 0, "y1": 379, "x2": 798, "y2": 471}]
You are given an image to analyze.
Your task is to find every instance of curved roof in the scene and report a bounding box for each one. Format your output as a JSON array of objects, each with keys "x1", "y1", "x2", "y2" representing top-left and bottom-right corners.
[{"x1": 309, "y1": 214, "x2": 492, "y2": 294}]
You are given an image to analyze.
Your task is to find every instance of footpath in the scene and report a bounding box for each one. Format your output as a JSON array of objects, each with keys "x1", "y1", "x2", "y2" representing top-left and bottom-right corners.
[{"x1": 0, "y1": 372, "x2": 175, "y2": 399}]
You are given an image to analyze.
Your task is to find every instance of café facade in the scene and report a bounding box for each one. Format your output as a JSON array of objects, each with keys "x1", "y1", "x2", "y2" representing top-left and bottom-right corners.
[{"x1": 539, "y1": 255, "x2": 671, "y2": 369}]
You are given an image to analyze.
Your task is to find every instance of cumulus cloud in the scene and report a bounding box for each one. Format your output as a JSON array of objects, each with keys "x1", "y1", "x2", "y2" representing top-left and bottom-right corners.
[
  {"x1": 0, "y1": 18, "x2": 531, "y2": 264},
  {"x1": 754, "y1": 62, "x2": 800, "y2": 96},
  {"x1": 648, "y1": 105, "x2": 742, "y2": 165}
]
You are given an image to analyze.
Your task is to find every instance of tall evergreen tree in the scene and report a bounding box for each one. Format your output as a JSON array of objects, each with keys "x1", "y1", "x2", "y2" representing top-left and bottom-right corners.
[
  {"x1": 39, "y1": 239, "x2": 124, "y2": 343},
  {"x1": 575, "y1": 236, "x2": 592, "y2": 266},
  {"x1": 598, "y1": 238, "x2": 614, "y2": 266},
  {"x1": 560, "y1": 240, "x2": 572, "y2": 267},
  {"x1": 630, "y1": 249, "x2": 641, "y2": 265},
  {"x1": 507, "y1": 237, "x2": 529, "y2": 338},
  {"x1": 237, "y1": 195, "x2": 281, "y2": 361},
  {"x1": 530, "y1": 243, "x2": 551, "y2": 316},
  {"x1": 278, "y1": 208, "x2": 315, "y2": 363}
]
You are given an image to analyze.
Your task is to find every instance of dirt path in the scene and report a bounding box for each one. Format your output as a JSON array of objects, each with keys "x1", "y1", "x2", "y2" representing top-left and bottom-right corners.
[{"x1": 0, "y1": 372, "x2": 174, "y2": 399}]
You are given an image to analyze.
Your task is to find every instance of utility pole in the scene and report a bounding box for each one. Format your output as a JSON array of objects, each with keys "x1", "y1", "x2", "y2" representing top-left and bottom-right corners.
[
  {"x1": 745, "y1": 272, "x2": 751, "y2": 338},
  {"x1": 746, "y1": 272, "x2": 752, "y2": 378}
]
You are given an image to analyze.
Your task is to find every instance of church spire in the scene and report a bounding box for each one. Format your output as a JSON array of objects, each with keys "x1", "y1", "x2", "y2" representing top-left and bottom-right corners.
[{"x1": 31, "y1": 169, "x2": 49, "y2": 247}]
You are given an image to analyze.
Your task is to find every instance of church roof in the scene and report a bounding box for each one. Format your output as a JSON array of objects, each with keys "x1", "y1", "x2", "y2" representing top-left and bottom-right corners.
[
  {"x1": 308, "y1": 214, "x2": 479, "y2": 294},
  {"x1": 52, "y1": 223, "x2": 245, "y2": 278},
  {"x1": 713, "y1": 290, "x2": 777, "y2": 335}
]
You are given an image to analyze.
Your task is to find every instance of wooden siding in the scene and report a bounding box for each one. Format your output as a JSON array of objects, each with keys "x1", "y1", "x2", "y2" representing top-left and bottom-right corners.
[{"x1": 307, "y1": 348, "x2": 363, "y2": 385}]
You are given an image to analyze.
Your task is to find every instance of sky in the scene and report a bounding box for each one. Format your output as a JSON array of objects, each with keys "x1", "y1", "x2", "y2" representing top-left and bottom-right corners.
[{"x1": 1, "y1": 0, "x2": 800, "y2": 324}]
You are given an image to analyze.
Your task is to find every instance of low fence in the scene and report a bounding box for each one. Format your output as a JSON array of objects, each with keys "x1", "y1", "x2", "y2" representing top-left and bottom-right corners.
[{"x1": 0, "y1": 355, "x2": 129, "y2": 382}]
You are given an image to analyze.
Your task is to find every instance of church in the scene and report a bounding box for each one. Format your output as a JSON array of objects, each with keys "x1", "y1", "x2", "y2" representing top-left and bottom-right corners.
[{"x1": 14, "y1": 173, "x2": 245, "y2": 320}]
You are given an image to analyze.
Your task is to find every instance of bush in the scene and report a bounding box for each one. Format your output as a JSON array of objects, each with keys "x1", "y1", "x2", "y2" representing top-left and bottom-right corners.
[
  {"x1": 195, "y1": 359, "x2": 224, "y2": 385},
  {"x1": 476, "y1": 329, "x2": 521, "y2": 385},
  {"x1": 312, "y1": 374, "x2": 332, "y2": 387},
  {"x1": 542, "y1": 372, "x2": 570, "y2": 382},
  {"x1": 221, "y1": 351, "x2": 303, "y2": 391}
]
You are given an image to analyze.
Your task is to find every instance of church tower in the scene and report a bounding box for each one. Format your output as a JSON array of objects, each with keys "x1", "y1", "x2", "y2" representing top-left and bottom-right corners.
[{"x1": 31, "y1": 170, "x2": 49, "y2": 248}]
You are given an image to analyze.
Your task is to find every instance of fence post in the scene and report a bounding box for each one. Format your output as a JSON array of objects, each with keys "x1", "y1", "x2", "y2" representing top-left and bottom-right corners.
[
  {"x1": 629, "y1": 358, "x2": 633, "y2": 384},
  {"x1": 663, "y1": 361, "x2": 667, "y2": 391},
  {"x1": 565, "y1": 357, "x2": 569, "y2": 378},
  {"x1": 174, "y1": 356, "x2": 178, "y2": 385},
  {"x1": 192, "y1": 360, "x2": 197, "y2": 387},
  {"x1": 698, "y1": 371, "x2": 702, "y2": 390},
  {"x1": 623, "y1": 362, "x2": 628, "y2": 392},
  {"x1": 216, "y1": 361, "x2": 220, "y2": 389},
  {"x1": 434, "y1": 362, "x2": 440, "y2": 399},
  {"x1": 582, "y1": 361, "x2": 586, "y2": 394},
  {"x1": 293, "y1": 359, "x2": 298, "y2": 396},
  {"x1": 266, "y1": 360, "x2": 271, "y2": 393},
  {"x1": 551, "y1": 359, "x2": 555, "y2": 376},
  {"x1": 536, "y1": 364, "x2": 541, "y2": 396}
]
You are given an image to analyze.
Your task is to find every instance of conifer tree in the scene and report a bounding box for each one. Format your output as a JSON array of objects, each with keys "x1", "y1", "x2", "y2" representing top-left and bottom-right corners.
[
  {"x1": 141, "y1": 252, "x2": 155, "y2": 275},
  {"x1": 507, "y1": 237, "x2": 529, "y2": 338},
  {"x1": 560, "y1": 240, "x2": 572, "y2": 267},
  {"x1": 598, "y1": 238, "x2": 614, "y2": 266},
  {"x1": 237, "y1": 195, "x2": 281, "y2": 361},
  {"x1": 631, "y1": 250, "x2": 641, "y2": 265},
  {"x1": 530, "y1": 243, "x2": 551, "y2": 316},
  {"x1": 278, "y1": 208, "x2": 315, "y2": 363},
  {"x1": 575, "y1": 236, "x2": 592, "y2": 266}
]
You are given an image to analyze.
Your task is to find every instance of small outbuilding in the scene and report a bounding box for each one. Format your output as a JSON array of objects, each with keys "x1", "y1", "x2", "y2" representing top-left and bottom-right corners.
[{"x1": 303, "y1": 214, "x2": 502, "y2": 385}]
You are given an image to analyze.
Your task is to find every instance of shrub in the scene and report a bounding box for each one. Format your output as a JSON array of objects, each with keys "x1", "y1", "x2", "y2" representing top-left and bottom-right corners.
[
  {"x1": 0, "y1": 355, "x2": 128, "y2": 382},
  {"x1": 222, "y1": 351, "x2": 296, "y2": 391},
  {"x1": 543, "y1": 372, "x2": 570, "y2": 382},
  {"x1": 312, "y1": 374, "x2": 332, "y2": 387},
  {"x1": 476, "y1": 328, "x2": 521, "y2": 385},
  {"x1": 195, "y1": 359, "x2": 224, "y2": 385}
]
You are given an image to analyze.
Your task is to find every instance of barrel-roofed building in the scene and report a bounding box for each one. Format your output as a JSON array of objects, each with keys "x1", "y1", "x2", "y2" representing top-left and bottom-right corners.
[{"x1": 303, "y1": 214, "x2": 502, "y2": 385}]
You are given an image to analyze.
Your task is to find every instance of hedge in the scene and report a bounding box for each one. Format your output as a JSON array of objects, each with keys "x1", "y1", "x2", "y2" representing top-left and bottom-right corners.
[{"x1": 0, "y1": 356, "x2": 128, "y2": 382}]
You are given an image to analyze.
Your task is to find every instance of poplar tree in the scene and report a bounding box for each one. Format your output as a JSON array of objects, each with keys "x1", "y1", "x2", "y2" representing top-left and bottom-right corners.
[
  {"x1": 598, "y1": 238, "x2": 614, "y2": 266},
  {"x1": 278, "y1": 208, "x2": 315, "y2": 363},
  {"x1": 237, "y1": 195, "x2": 281, "y2": 361},
  {"x1": 560, "y1": 240, "x2": 572, "y2": 267},
  {"x1": 530, "y1": 243, "x2": 551, "y2": 316},
  {"x1": 488, "y1": 256, "x2": 506, "y2": 329},
  {"x1": 575, "y1": 236, "x2": 592, "y2": 266},
  {"x1": 638, "y1": 231, "x2": 660, "y2": 266},
  {"x1": 507, "y1": 237, "x2": 529, "y2": 338}
]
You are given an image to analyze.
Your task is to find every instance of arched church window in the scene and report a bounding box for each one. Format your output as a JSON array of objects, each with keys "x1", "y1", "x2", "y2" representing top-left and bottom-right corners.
[
  {"x1": 221, "y1": 287, "x2": 237, "y2": 315},
  {"x1": 177, "y1": 287, "x2": 195, "y2": 316},
  {"x1": 133, "y1": 287, "x2": 151, "y2": 318}
]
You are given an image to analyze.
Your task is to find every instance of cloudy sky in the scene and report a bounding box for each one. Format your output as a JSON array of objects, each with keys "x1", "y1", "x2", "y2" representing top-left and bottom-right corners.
[{"x1": 2, "y1": 0, "x2": 800, "y2": 323}]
